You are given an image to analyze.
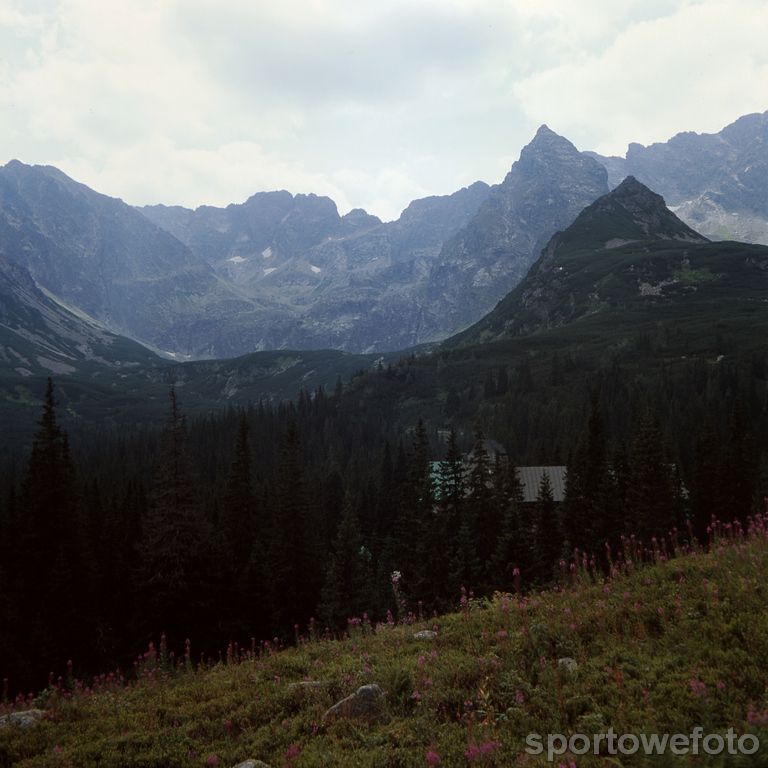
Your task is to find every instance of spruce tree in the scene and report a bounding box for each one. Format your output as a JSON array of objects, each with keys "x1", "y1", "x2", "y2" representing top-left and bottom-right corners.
[
  {"x1": 626, "y1": 410, "x2": 677, "y2": 541},
  {"x1": 268, "y1": 420, "x2": 318, "y2": 632},
  {"x1": 437, "y1": 429, "x2": 465, "y2": 527},
  {"x1": 393, "y1": 420, "x2": 433, "y2": 604},
  {"x1": 690, "y1": 427, "x2": 722, "y2": 540},
  {"x1": 488, "y1": 460, "x2": 525, "y2": 590},
  {"x1": 17, "y1": 379, "x2": 83, "y2": 681},
  {"x1": 319, "y1": 499, "x2": 374, "y2": 629},
  {"x1": 722, "y1": 401, "x2": 757, "y2": 521},
  {"x1": 564, "y1": 398, "x2": 618, "y2": 553},
  {"x1": 465, "y1": 430, "x2": 498, "y2": 586},
  {"x1": 137, "y1": 385, "x2": 214, "y2": 643},
  {"x1": 222, "y1": 413, "x2": 257, "y2": 572},
  {"x1": 531, "y1": 472, "x2": 562, "y2": 583}
]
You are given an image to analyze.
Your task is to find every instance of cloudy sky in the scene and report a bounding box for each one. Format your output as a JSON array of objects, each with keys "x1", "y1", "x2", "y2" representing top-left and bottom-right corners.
[{"x1": 1, "y1": 0, "x2": 766, "y2": 221}]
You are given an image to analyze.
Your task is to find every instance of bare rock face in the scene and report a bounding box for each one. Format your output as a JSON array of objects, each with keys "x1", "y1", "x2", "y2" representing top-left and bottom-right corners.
[
  {"x1": 0, "y1": 708, "x2": 45, "y2": 728},
  {"x1": 231, "y1": 761, "x2": 272, "y2": 768},
  {"x1": 142, "y1": 181, "x2": 492, "y2": 354},
  {"x1": 424, "y1": 125, "x2": 609, "y2": 339},
  {"x1": 323, "y1": 684, "x2": 387, "y2": 723},
  {"x1": 588, "y1": 110, "x2": 768, "y2": 246},
  {"x1": 413, "y1": 630, "x2": 438, "y2": 641}
]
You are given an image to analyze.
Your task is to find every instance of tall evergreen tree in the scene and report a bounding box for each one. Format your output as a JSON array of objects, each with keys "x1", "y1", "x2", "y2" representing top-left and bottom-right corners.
[
  {"x1": 437, "y1": 429, "x2": 465, "y2": 527},
  {"x1": 392, "y1": 420, "x2": 433, "y2": 604},
  {"x1": 137, "y1": 385, "x2": 214, "y2": 643},
  {"x1": 626, "y1": 410, "x2": 677, "y2": 540},
  {"x1": 488, "y1": 459, "x2": 525, "y2": 589},
  {"x1": 465, "y1": 430, "x2": 499, "y2": 586},
  {"x1": 531, "y1": 473, "x2": 562, "y2": 583},
  {"x1": 268, "y1": 420, "x2": 318, "y2": 631},
  {"x1": 564, "y1": 398, "x2": 618, "y2": 552},
  {"x1": 319, "y1": 499, "x2": 374, "y2": 629},
  {"x1": 721, "y1": 401, "x2": 757, "y2": 521},
  {"x1": 222, "y1": 413, "x2": 257, "y2": 571},
  {"x1": 17, "y1": 379, "x2": 84, "y2": 677},
  {"x1": 690, "y1": 427, "x2": 724, "y2": 540}
]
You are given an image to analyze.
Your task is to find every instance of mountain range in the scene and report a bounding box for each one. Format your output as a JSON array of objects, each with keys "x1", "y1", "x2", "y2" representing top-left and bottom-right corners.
[
  {"x1": 1, "y1": 109, "x2": 768, "y2": 449},
  {"x1": 1, "y1": 111, "x2": 765, "y2": 365},
  {"x1": 588, "y1": 110, "x2": 768, "y2": 243}
]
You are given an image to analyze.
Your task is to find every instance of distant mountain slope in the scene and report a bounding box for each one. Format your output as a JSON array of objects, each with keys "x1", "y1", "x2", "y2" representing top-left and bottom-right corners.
[
  {"x1": 141, "y1": 182, "x2": 493, "y2": 352},
  {"x1": 0, "y1": 254, "x2": 161, "y2": 379},
  {"x1": 0, "y1": 160, "x2": 260, "y2": 357},
  {"x1": 6, "y1": 111, "x2": 765, "y2": 361},
  {"x1": 447, "y1": 177, "x2": 768, "y2": 348},
  {"x1": 141, "y1": 126, "x2": 610, "y2": 352},
  {"x1": 587, "y1": 110, "x2": 768, "y2": 244},
  {"x1": 423, "y1": 125, "x2": 609, "y2": 336}
]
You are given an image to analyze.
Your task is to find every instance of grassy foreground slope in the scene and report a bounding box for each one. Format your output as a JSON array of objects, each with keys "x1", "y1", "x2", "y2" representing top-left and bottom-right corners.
[{"x1": 3, "y1": 521, "x2": 768, "y2": 767}]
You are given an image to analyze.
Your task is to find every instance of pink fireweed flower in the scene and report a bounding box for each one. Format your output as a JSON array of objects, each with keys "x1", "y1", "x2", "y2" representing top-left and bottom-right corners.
[
  {"x1": 426, "y1": 749, "x2": 442, "y2": 765},
  {"x1": 747, "y1": 706, "x2": 768, "y2": 726},
  {"x1": 689, "y1": 678, "x2": 707, "y2": 698},
  {"x1": 466, "y1": 741, "x2": 501, "y2": 760}
]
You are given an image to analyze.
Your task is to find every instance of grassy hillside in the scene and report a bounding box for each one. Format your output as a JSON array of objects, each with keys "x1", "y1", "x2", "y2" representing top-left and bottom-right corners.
[{"x1": 2, "y1": 519, "x2": 768, "y2": 767}]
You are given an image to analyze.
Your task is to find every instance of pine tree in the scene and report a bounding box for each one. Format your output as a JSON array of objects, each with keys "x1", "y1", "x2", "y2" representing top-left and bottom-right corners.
[
  {"x1": 17, "y1": 379, "x2": 83, "y2": 675},
  {"x1": 21, "y1": 379, "x2": 75, "y2": 563},
  {"x1": 319, "y1": 499, "x2": 374, "y2": 629},
  {"x1": 222, "y1": 413, "x2": 257, "y2": 571},
  {"x1": 626, "y1": 410, "x2": 677, "y2": 541},
  {"x1": 137, "y1": 385, "x2": 214, "y2": 643},
  {"x1": 690, "y1": 427, "x2": 722, "y2": 540},
  {"x1": 374, "y1": 441, "x2": 395, "y2": 545},
  {"x1": 564, "y1": 398, "x2": 618, "y2": 553},
  {"x1": 268, "y1": 420, "x2": 318, "y2": 632},
  {"x1": 722, "y1": 401, "x2": 757, "y2": 521},
  {"x1": 531, "y1": 472, "x2": 562, "y2": 583},
  {"x1": 465, "y1": 430, "x2": 499, "y2": 586},
  {"x1": 437, "y1": 429, "x2": 465, "y2": 526},
  {"x1": 488, "y1": 460, "x2": 525, "y2": 590},
  {"x1": 392, "y1": 420, "x2": 433, "y2": 604},
  {"x1": 451, "y1": 518, "x2": 481, "y2": 594}
]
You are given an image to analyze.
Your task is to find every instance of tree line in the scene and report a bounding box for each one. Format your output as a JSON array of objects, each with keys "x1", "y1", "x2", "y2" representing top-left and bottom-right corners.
[{"x1": 0, "y1": 364, "x2": 764, "y2": 696}]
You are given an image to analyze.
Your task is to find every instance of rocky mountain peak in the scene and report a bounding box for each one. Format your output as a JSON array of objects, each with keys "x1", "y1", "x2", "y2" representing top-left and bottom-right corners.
[
  {"x1": 340, "y1": 207, "x2": 382, "y2": 235},
  {"x1": 515, "y1": 124, "x2": 590, "y2": 170},
  {"x1": 611, "y1": 174, "x2": 668, "y2": 210},
  {"x1": 590, "y1": 111, "x2": 768, "y2": 244},
  {"x1": 577, "y1": 176, "x2": 709, "y2": 243}
]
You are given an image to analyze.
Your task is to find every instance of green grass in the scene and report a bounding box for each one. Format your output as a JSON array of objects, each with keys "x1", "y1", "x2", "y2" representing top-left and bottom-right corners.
[
  {"x1": 673, "y1": 267, "x2": 717, "y2": 285},
  {"x1": 3, "y1": 523, "x2": 768, "y2": 766}
]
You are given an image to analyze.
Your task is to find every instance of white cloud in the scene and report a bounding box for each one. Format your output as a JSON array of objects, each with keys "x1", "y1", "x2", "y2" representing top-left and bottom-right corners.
[
  {"x1": 513, "y1": 0, "x2": 768, "y2": 155},
  {"x1": 0, "y1": 0, "x2": 765, "y2": 219}
]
